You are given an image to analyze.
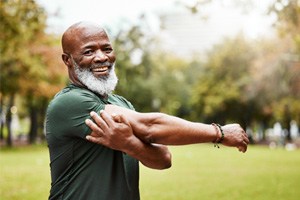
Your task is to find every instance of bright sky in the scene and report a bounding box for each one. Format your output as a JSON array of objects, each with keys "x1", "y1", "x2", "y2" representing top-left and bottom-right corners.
[
  {"x1": 37, "y1": 0, "x2": 177, "y2": 33},
  {"x1": 37, "y1": 0, "x2": 276, "y2": 53}
]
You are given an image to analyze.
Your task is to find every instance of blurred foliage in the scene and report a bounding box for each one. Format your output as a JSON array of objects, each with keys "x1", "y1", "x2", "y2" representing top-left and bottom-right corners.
[
  {"x1": 191, "y1": 35, "x2": 256, "y2": 127},
  {"x1": 267, "y1": 0, "x2": 300, "y2": 127},
  {"x1": 0, "y1": 0, "x2": 66, "y2": 145},
  {"x1": 112, "y1": 18, "x2": 201, "y2": 116},
  {"x1": 0, "y1": 0, "x2": 300, "y2": 146},
  {"x1": 270, "y1": 0, "x2": 300, "y2": 52}
]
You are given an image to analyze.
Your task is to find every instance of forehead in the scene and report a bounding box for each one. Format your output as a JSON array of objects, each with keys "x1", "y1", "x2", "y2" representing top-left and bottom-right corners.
[{"x1": 76, "y1": 26, "x2": 111, "y2": 46}]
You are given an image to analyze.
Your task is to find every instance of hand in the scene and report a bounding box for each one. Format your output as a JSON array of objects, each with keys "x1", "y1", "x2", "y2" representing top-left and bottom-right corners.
[
  {"x1": 85, "y1": 110, "x2": 135, "y2": 151},
  {"x1": 221, "y1": 124, "x2": 250, "y2": 153}
]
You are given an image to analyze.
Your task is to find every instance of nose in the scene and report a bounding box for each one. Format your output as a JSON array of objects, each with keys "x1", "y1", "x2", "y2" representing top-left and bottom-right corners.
[{"x1": 94, "y1": 50, "x2": 108, "y2": 62}]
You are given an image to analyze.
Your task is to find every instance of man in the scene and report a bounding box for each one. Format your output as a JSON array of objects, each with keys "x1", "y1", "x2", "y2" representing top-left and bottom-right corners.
[{"x1": 46, "y1": 21, "x2": 249, "y2": 200}]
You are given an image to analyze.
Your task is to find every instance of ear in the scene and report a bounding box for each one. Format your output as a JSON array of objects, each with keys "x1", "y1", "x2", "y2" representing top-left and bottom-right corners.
[{"x1": 62, "y1": 53, "x2": 72, "y2": 68}]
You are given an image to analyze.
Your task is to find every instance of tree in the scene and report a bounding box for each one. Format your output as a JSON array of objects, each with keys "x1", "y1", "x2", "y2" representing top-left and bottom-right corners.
[
  {"x1": 191, "y1": 34, "x2": 256, "y2": 128},
  {"x1": 268, "y1": 0, "x2": 300, "y2": 136},
  {"x1": 21, "y1": 38, "x2": 66, "y2": 144},
  {"x1": 270, "y1": 0, "x2": 300, "y2": 51},
  {"x1": 112, "y1": 16, "x2": 198, "y2": 116},
  {"x1": 0, "y1": 0, "x2": 66, "y2": 145},
  {"x1": 0, "y1": 0, "x2": 47, "y2": 145}
]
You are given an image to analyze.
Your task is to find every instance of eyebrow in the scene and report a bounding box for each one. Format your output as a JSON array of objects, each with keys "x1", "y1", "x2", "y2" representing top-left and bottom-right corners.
[{"x1": 82, "y1": 41, "x2": 112, "y2": 49}]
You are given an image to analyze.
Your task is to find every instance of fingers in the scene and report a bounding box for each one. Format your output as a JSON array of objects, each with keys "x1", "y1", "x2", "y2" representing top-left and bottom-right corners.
[
  {"x1": 238, "y1": 146, "x2": 244, "y2": 152},
  {"x1": 243, "y1": 134, "x2": 250, "y2": 144},
  {"x1": 86, "y1": 135, "x2": 104, "y2": 144},
  {"x1": 85, "y1": 118, "x2": 104, "y2": 136},
  {"x1": 237, "y1": 145, "x2": 246, "y2": 153},
  {"x1": 86, "y1": 110, "x2": 126, "y2": 135},
  {"x1": 85, "y1": 111, "x2": 111, "y2": 145},
  {"x1": 99, "y1": 110, "x2": 117, "y2": 128},
  {"x1": 236, "y1": 129, "x2": 249, "y2": 153},
  {"x1": 237, "y1": 140, "x2": 248, "y2": 153},
  {"x1": 239, "y1": 127, "x2": 249, "y2": 153},
  {"x1": 90, "y1": 111, "x2": 109, "y2": 131},
  {"x1": 241, "y1": 128, "x2": 249, "y2": 143},
  {"x1": 85, "y1": 111, "x2": 111, "y2": 140}
]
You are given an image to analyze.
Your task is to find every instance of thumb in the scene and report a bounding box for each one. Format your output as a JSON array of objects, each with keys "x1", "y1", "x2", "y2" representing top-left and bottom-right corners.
[
  {"x1": 112, "y1": 113, "x2": 130, "y2": 126},
  {"x1": 112, "y1": 113, "x2": 122, "y2": 123}
]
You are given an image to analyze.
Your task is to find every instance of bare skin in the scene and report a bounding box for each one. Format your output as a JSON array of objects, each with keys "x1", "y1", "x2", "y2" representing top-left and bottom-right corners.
[{"x1": 85, "y1": 105, "x2": 249, "y2": 153}]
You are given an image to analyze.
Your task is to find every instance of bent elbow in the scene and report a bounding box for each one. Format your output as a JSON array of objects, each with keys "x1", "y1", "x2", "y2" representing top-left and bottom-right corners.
[
  {"x1": 164, "y1": 157, "x2": 172, "y2": 169},
  {"x1": 142, "y1": 149, "x2": 172, "y2": 170},
  {"x1": 160, "y1": 151, "x2": 172, "y2": 170}
]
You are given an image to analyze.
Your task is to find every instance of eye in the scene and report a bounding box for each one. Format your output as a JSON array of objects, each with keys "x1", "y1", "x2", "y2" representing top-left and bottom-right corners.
[
  {"x1": 103, "y1": 47, "x2": 113, "y2": 53},
  {"x1": 83, "y1": 49, "x2": 94, "y2": 56}
]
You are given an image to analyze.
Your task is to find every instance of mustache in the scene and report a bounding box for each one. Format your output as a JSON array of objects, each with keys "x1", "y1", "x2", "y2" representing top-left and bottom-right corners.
[
  {"x1": 91, "y1": 62, "x2": 114, "y2": 69},
  {"x1": 70, "y1": 56, "x2": 114, "y2": 70}
]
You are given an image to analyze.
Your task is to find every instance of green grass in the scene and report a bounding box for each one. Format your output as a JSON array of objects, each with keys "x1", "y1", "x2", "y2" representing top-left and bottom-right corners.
[
  {"x1": 0, "y1": 145, "x2": 51, "y2": 200},
  {"x1": 1, "y1": 144, "x2": 299, "y2": 200},
  {"x1": 141, "y1": 145, "x2": 300, "y2": 200}
]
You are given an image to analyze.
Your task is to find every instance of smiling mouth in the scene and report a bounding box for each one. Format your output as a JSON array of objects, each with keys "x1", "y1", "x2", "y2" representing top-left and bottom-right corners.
[{"x1": 91, "y1": 66, "x2": 109, "y2": 76}]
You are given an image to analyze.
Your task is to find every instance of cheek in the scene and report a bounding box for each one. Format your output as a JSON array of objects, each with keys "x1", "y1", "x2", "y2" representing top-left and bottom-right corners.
[
  {"x1": 78, "y1": 63, "x2": 90, "y2": 69},
  {"x1": 78, "y1": 59, "x2": 92, "y2": 69},
  {"x1": 108, "y1": 53, "x2": 116, "y2": 63}
]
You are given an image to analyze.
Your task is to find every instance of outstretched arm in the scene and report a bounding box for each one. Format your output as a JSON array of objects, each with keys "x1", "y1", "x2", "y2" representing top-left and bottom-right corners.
[{"x1": 86, "y1": 105, "x2": 249, "y2": 152}]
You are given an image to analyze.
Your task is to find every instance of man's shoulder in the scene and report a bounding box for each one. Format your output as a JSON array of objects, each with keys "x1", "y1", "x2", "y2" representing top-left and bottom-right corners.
[
  {"x1": 53, "y1": 85, "x2": 97, "y2": 102},
  {"x1": 45, "y1": 85, "x2": 105, "y2": 139},
  {"x1": 109, "y1": 94, "x2": 129, "y2": 102},
  {"x1": 109, "y1": 94, "x2": 135, "y2": 110},
  {"x1": 57, "y1": 85, "x2": 97, "y2": 98},
  {"x1": 47, "y1": 85, "x2": 102, "y2": 112}
]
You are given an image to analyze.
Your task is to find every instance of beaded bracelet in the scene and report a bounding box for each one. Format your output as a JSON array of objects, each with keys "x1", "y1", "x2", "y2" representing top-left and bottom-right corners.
[
  {"x1": 216, "y1": 124, "x2": 224, "y2": 143},
  {"x1": 212, "y1": 123, "x2": 224, "y2": 148}
]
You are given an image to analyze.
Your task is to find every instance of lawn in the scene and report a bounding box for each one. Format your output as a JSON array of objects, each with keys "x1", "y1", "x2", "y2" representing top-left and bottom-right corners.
[{"x1": 0, "y1": 144, "x2": 299, "y2": 200}]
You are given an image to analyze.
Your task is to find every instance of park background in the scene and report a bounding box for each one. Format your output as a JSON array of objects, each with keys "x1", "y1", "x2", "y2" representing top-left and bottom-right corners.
[{"x1": 0, "y1": 0, "x2": 300, "y2": 199}]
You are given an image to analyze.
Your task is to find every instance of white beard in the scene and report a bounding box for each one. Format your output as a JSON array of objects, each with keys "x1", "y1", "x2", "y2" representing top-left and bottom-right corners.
[{"x1": 73, "y1": 59, "x2": 118, "y2": 96}]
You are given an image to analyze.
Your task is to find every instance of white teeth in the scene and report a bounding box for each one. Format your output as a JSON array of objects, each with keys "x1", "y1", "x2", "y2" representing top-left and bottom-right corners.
[{"x1": 92, "y1": 67, "x2": 108, "y2": 72}]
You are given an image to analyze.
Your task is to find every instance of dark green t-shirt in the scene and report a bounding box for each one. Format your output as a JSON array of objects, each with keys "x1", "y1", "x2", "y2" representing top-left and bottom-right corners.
[{"x1": 46, "y1": 84, "x2": 139, "y2": 200}]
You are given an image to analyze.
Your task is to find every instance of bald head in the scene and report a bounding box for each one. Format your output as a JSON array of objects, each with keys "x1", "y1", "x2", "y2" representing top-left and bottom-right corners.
[
  {"x1": 61, "y1": 21, "x2": 107, "y2": 54},
  {"x1": 60, "y1": 21, "x2": 116, "y2": 91}
]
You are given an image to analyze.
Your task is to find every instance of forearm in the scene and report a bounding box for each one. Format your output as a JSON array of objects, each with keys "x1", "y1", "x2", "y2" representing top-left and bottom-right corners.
[
  {"x1": 105, "y1": 105, "x2": 217, "y2": 145},
  {"x1": 135, "y1": 113, "x2": 217, "y2": 145},
  {"x1": 123, "y1": 136, "x2": 172, "y2": 169}
]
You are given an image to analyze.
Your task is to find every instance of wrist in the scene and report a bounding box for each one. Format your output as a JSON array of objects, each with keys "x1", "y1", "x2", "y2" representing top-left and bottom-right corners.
[
  {"x1": 211, "y1": 123, "x2": 224, "y2": 148},
  {"x1": 211, "y1": 123, "x2": 220, "y2": 143},
  {"x1": 122, "y1": 135, "x2": 142, "y2": 155},
  {"x1": 216, "y1": 124, "x2": 224, "y2": 143}
]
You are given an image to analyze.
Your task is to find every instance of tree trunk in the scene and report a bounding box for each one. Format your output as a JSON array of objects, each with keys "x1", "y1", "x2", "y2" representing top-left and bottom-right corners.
[
  {"x1": 283, "y1": 105, "x2": 292, "y2": 142},
  {"x1": 29, "y1": 105, "x2": 38, "y2": 144},
  {"x1": 0, "y1": 96, "x2": 4, "y2": 140},
  {"x1": 6, "y1": 94, "x2": 15, "y2": 147},
  {"x1": 38, "y1": 98, "x2": 48, "y2": 141}
]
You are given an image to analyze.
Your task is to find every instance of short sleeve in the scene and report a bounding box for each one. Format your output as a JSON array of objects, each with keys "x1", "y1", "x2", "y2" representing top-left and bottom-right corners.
[
  {"x1": 108, "y1": 94, "x2": 135, "y2": 111},
  {"x1": 46, "y1": 88, "x2": 104, "y2": 142}
]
